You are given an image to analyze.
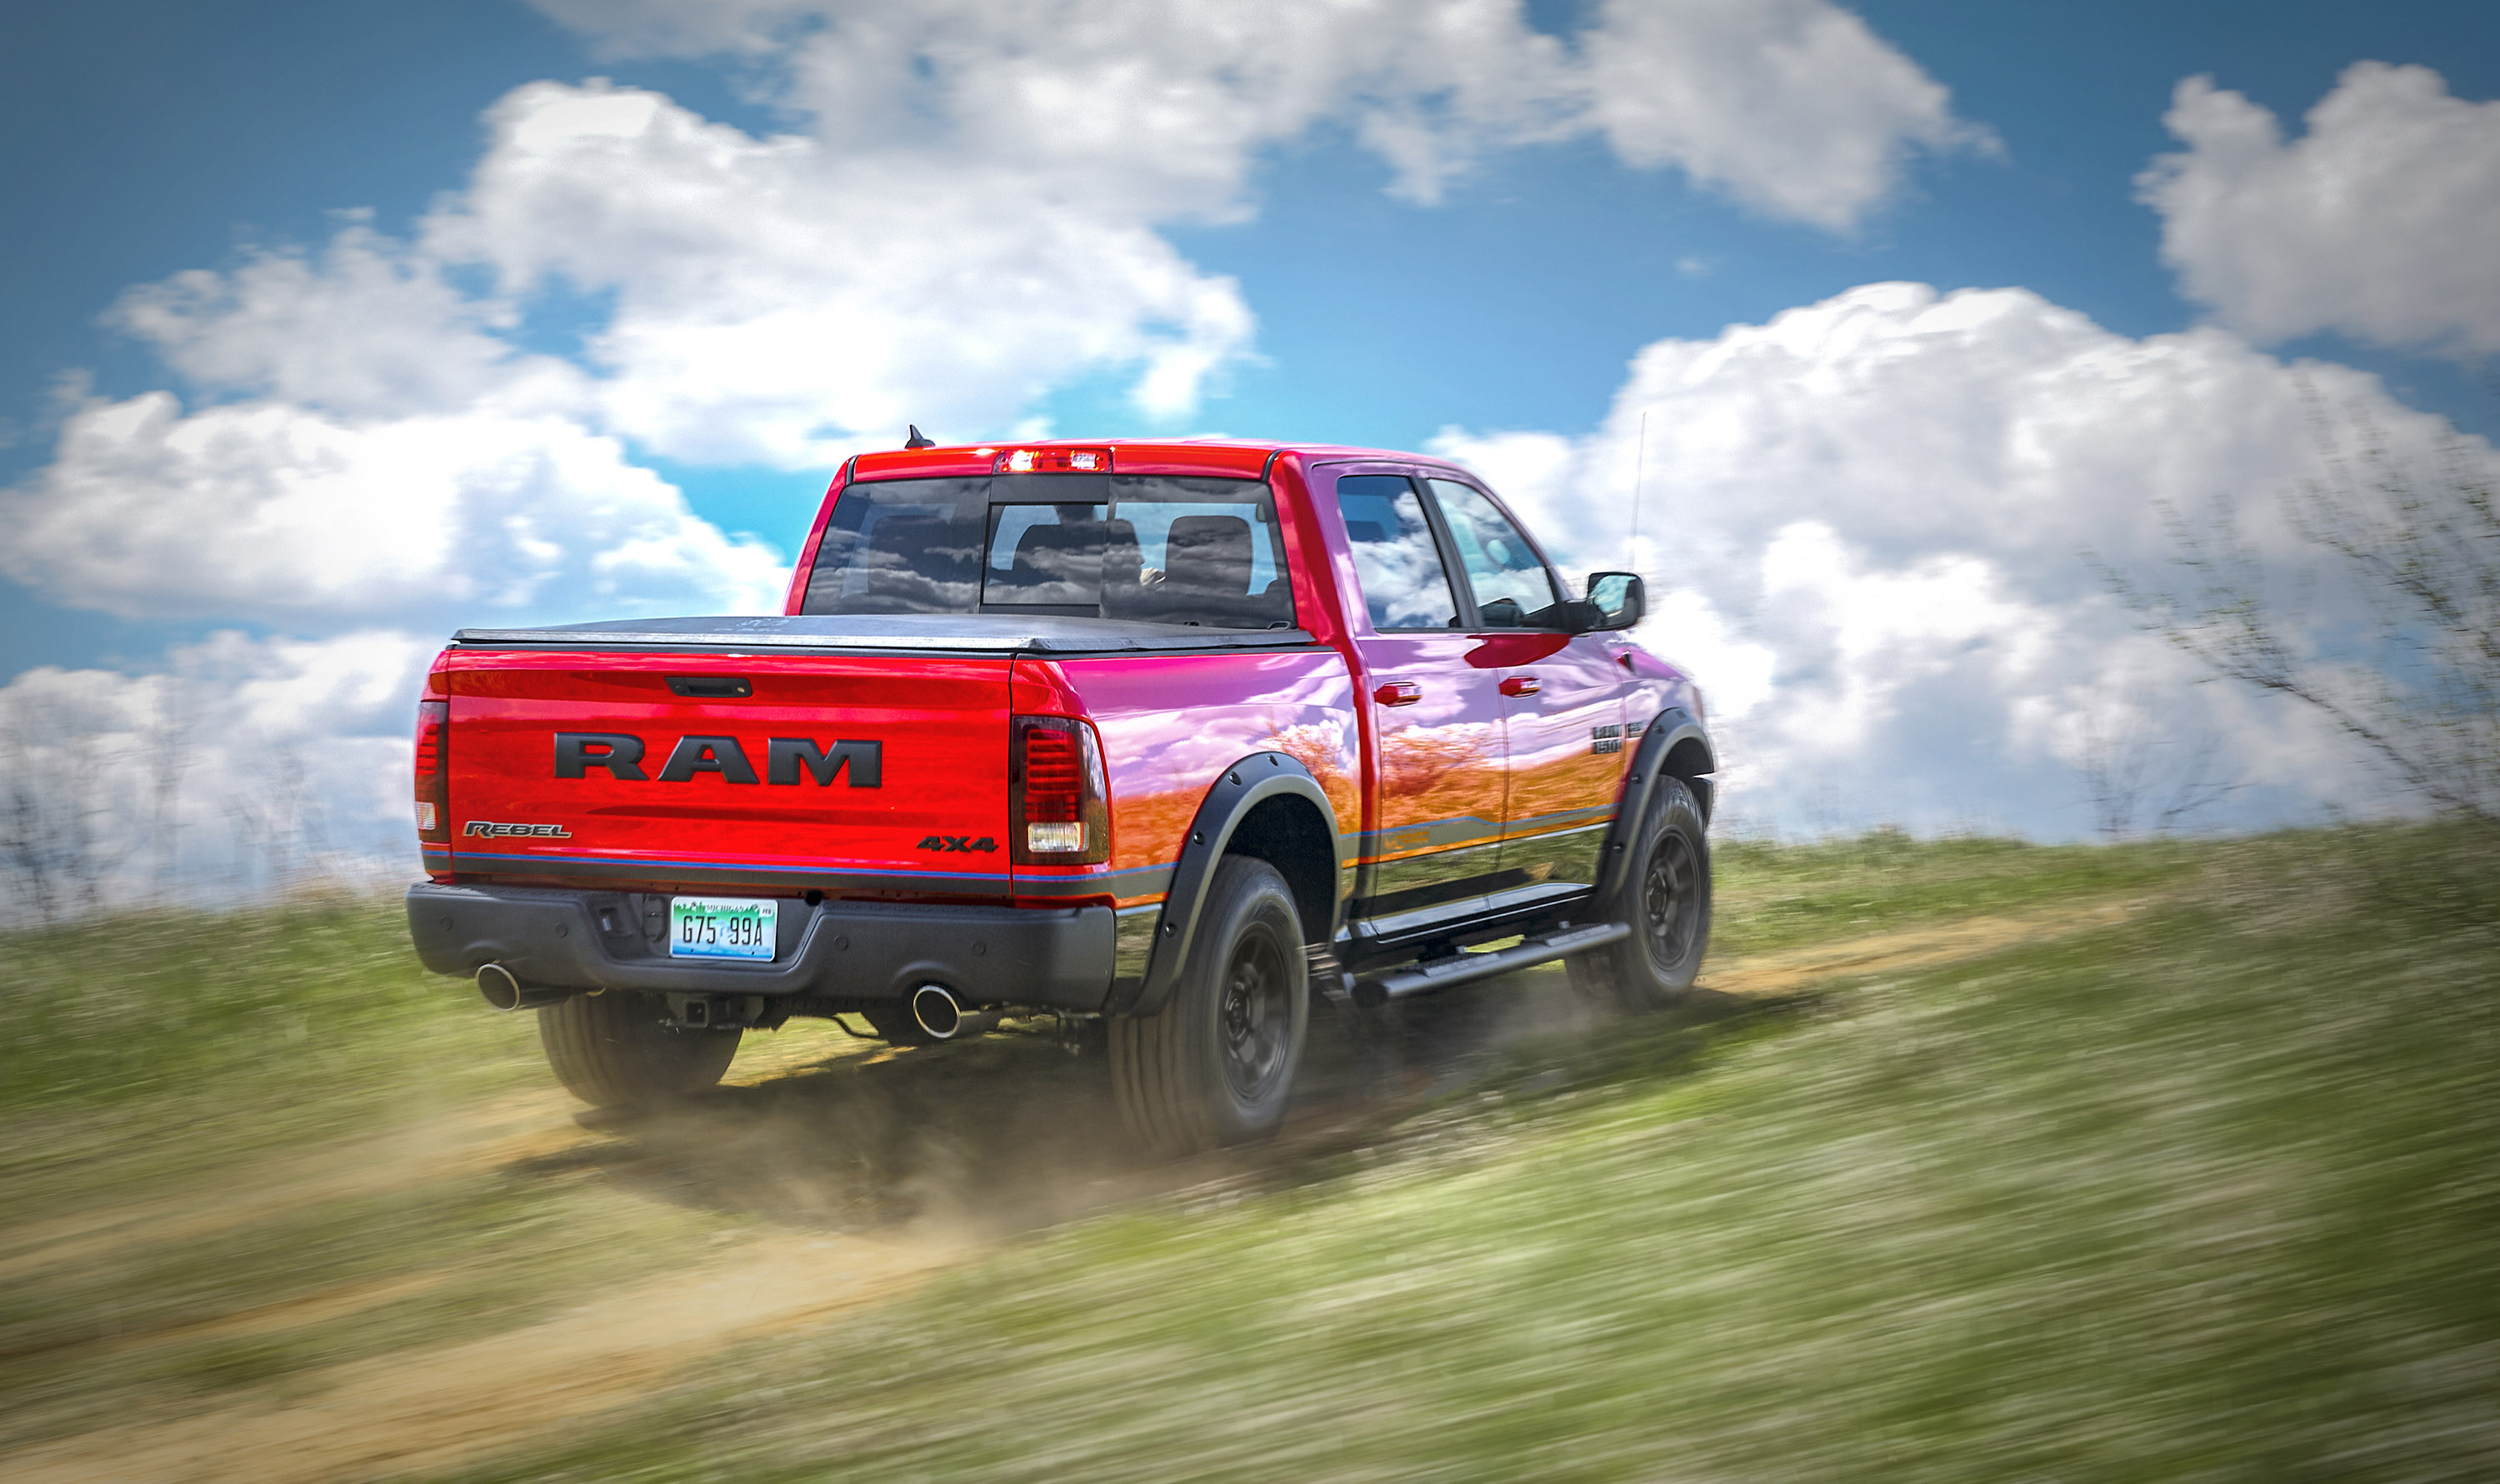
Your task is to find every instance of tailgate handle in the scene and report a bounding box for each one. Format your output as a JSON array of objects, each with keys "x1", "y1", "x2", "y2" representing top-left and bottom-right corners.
[{"x1": 667, "y1": 676, "x2": 753, "y2": 698}]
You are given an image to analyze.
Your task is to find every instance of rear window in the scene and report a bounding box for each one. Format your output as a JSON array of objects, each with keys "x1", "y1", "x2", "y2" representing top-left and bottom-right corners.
[{"x1": 801, "y1": 474, "x2": 1295, "y2": 629}]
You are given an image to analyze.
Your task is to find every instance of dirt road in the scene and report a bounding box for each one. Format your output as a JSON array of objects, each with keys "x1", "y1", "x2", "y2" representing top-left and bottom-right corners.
[{"x1": 1, "y1": 902, "x2": 2126, "y2": 1483}]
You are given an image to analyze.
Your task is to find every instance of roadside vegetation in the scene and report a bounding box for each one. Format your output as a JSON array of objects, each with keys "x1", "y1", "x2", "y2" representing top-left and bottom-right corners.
[{"x1": 2, "y1": 825, "x2": 2492, "y2": 1480}]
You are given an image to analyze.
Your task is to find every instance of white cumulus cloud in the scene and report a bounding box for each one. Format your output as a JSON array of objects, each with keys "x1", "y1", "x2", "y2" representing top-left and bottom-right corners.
[
  {"x1": 1582, "y1": 0, "x2": 1988, "y2": 229},
  {"x1": 438, "y1": 0, "x2": 1986, "y2": 462},
  {"x1": 533, "y1": 0, "x2": 1985, "y2": 225},
  {"x1": 0, "y1": 391, "x2": 786, "y2": 628},
  {"x1": 426, "y1": 80, "x2": 1256, "y2": 467},
  {"x1": 106, "y1": 222, "x2": 588, "y2": 421},
  {"x1": 2139, "y1": 62, "x2": 2500, "y2": 352},
  {"x1": 1434, "y1": 282, "x2": 2494, "y2": 836}
]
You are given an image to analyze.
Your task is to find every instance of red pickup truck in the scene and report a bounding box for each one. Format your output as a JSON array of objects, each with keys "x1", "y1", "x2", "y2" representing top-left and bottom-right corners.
[{"x1": 406, "y1": 438, "x2": 1715, "y2": 1154}]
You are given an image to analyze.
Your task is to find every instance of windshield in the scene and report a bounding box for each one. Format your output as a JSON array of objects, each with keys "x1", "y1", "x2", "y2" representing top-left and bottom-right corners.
[{"x1": 800, "y1": 474, "x2": 1295, "y2": 629}]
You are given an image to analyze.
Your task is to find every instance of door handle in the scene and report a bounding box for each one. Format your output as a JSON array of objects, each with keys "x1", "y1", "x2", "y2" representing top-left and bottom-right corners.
[
  {"x1": 1373, "y1": 681, "x2": 1422, "y2": 707},
  {"x1": 1499, "y1": 676, "x2": 1541, "y2": 697}
]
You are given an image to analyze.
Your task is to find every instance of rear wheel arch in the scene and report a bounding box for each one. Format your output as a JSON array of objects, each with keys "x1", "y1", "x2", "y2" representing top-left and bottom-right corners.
[
  {"x1": 1126, "y1": 753, "x2": 1348, "y2": 1017},
  {"x1": 1222, "y1": 794, "x2": 1338, "y2": 947}
]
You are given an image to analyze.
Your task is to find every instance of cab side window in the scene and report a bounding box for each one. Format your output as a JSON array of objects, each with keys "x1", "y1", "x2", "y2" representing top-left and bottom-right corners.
[
  {"x1": 1337, "y1": 475, "x2": 1462, "y2": 630},
  {"x1": 1427, "y1": 478, "x2": 1560, "y2": 627}
]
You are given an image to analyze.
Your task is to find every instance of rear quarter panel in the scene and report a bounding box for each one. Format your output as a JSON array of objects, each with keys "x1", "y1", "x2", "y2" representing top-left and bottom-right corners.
[{"x1": 1012, "y1": 651, "x2": 1359, "y2": 911}]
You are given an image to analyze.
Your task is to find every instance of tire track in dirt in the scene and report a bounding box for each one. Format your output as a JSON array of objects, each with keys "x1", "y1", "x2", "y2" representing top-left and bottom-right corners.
[
  {"x1": 1698, "y1": 898, "x2": 2140, "y2": 998},
  {"x1": 0, "y1": 1037, "x2": 889, "y2": 1287},
  {"x1": 0, "y1": 1272, "x2": 458, "y2": 1372},
  {"x1": 2, "y1": 1228, "x2": 960, "y2": 1484},
  {"x1": 0, "y1": 1089, "x2": 585, "y2": 1285}
]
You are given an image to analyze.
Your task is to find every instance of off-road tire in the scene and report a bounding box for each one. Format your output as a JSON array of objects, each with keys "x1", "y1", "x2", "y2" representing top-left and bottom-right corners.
[
  {"x1": 538, "y1": 991, "x2": 741, "y2": 1108},
  {"x1": 1569, "y1": 773, "x2": 1711, "y2": 1011},
  {"x1": 1112, "y1": 856, "x2": 1309, "y2": 1157}
]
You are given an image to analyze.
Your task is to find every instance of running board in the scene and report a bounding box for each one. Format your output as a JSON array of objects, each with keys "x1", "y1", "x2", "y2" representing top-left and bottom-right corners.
[{"x1": 1349, "y1": 922, "x2": 1630, "y2": 1007}]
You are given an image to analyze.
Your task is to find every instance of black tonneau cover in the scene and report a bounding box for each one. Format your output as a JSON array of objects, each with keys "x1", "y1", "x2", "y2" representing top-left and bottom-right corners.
[{"x1": 450, "y1": 613, "x2": 1318, "y2": 653}]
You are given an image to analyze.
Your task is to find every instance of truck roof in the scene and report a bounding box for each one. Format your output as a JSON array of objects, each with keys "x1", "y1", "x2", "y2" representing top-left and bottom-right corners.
[{"x1": 848, "y1": 437, "x2": 1460, "y2": 482}]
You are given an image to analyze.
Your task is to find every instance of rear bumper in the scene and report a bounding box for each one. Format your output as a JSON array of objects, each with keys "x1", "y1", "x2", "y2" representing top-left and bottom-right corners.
[{"x1": 405, "y1": 882, "x2": 1115, "y2": 1013}]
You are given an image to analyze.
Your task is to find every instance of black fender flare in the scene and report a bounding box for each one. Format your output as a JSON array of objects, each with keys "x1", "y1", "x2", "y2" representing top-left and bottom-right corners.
[
  {"x1": 1592, "y1": 707, "x2": 1715, "y2": 904},
  {"x1": 1124, "y1": 752, "x2": 1348, "y2": 1018}
]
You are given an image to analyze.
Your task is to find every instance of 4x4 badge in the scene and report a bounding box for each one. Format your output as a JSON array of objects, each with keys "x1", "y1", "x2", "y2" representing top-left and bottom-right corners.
[{"x1": 918, "y1": 835, "x2": 998, "y2": 853}]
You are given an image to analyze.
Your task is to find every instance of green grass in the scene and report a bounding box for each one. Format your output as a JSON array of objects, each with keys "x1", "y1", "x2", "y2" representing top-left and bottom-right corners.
[
  {"x1": 1708, "y1": 826, "x2": 2200, "y2": 955},
  {"x1": 0, "y1": 891, "x2": 548, "y2": 1220},
  {"x1": 0, "y1": 891, "x2": 697, "y2": 1450},
  {"x1": 3, "y1": 827, "x2": 2492, "y2": 1479},
  {"x1": 0, "y1": 885, "x2": 940, "y2": 1437},
  {"x1": 0, "y1": 889, "x2": 524, "y2": 1115},
  {"x1": 0, "y1": 1147, "x2": 737, "y2": 1449},
  {"x1": 429, "y1": 823, "x2": 2500, "y2": 1482}
]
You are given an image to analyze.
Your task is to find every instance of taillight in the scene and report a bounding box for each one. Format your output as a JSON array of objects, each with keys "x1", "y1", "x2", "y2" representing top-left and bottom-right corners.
[
  {"x1": 1012, "y1": 715, "x2": 1108, "y2": 864},
  {"x1": 413, "y1": 700, "x2": 449, "y2": 843},
  {"x1": 996, "y1": 446, "x2": 1112, "y2": 474}
]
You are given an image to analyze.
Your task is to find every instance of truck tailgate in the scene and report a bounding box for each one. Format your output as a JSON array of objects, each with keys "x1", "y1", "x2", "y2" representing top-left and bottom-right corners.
[{"x1": 444, "y1": 649, "x2": 1012, "y2": 898}]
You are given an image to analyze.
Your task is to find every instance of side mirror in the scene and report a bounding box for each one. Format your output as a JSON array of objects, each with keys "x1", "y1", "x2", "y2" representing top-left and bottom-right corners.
[{"x1": 1585, "y1": 572, "x2": 1644, "y2": 631}]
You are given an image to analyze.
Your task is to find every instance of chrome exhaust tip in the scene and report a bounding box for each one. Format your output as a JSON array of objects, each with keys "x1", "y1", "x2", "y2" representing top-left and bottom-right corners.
[
  {"x1": 909, "y1": 982, "x2": 964, "y2": 1040},
  {"x1": 476, "y1": 962, "x2": 568, "y2": 1012},
  {"x1": 476, "y1": 962, "x2": 525, "y2": 1011}
]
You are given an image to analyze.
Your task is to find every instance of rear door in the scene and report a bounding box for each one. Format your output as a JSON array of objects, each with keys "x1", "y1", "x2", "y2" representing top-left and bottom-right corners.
[
  {"x1": 1423, "y1": 476, "x2": 1628, "y2": 915},
  {"x1": 1329, "y1": 469, "x2": 1512, "y2": 936},
  {"x1": 447, "y1": 649, "x2": 1014, "y2": 899}
]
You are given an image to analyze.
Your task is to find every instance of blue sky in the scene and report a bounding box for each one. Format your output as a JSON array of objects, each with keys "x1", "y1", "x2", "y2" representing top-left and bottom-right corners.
[{"x1": 3, "y1": 0, "x2": 2496, "y2": 856}]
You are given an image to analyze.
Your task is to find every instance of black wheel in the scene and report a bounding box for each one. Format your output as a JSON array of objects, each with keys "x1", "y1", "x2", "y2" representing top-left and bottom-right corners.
[
  {"x1": 537, "y1": 991, "x2": 741, "y2": 1108},
  {"x1": 1111, "y1": 856, "x2": 1309, "y2": 1157},
  {"x1": 1569, "y1": 773, "x2": 1712, "y2": 1010}
]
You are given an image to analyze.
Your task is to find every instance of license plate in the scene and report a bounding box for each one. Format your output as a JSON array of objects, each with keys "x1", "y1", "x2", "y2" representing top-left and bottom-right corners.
[{"x1": 668, "y1": 897, "x2": 779, "y2": 961}]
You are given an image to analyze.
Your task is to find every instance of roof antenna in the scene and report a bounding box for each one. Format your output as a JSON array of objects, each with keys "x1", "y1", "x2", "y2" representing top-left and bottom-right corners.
[
  {"x1": 904, "y1": 424, "x2": 937, "y2": 449},
  {"x1": 1628, "y1": 409, "x2": 1649, "y2": 572}
]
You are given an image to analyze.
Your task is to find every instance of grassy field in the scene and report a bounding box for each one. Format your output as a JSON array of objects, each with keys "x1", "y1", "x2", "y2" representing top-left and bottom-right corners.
[
  {"x1": 1, "y1": 892, "x2": 547, "y2": 1212},
  {"x1": 2, "y1": 826, "x2": 2493, "y2": 1480},
  {"x1": 1704, "y1": 827, "x2": 2198, "y2": 954},
  {"x1": 452, "y1": 826, "x2": 2495, "y2": 1482},
  {"x1": 0, "y1": 893, "x2": 712, "y2": 1453}
]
